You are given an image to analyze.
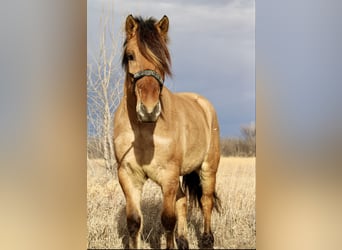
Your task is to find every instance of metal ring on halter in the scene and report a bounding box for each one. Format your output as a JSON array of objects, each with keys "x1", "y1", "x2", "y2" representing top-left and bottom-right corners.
[{"x1": 131, "y1": 69, "x2": 164, "y2": 92}]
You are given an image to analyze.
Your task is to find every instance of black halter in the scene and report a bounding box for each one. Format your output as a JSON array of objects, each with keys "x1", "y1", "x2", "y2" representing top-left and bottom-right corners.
[{"x1": 131, "y1": 69, "x2": 164, "y2": 92}]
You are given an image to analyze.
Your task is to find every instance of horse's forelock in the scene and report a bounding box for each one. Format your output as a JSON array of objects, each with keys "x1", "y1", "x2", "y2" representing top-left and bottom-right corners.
[
  {"x1": 123, "y1": 16, "x2": 171, "y2": 77},
  {"x1": 137, "y1": 17, "x2": 171, "y2": 76}
]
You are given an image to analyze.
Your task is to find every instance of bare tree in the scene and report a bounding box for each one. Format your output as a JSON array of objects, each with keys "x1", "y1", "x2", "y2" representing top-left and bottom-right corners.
[
  {"x1": 87, "y1": 4, "x2": 123, "y2": 172},
  {"x1": 220, "y1": 123, "x2": 256, "y2": 157},
  {"x1": 240, "y1": 122, "x2": 256, "y2": 156}
]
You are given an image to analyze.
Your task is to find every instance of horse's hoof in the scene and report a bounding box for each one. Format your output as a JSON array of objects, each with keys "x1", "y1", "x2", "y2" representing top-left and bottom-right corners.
[
  {"x1": 200, "y1": 232, "x2": 214, "y2": 249},
  {"x1": 176, "y1": 236, "x2": 189, "y2": 250}
]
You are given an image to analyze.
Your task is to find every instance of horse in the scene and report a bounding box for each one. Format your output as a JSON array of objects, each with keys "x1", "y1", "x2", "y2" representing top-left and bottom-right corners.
[{"x1": 114, "y1": 15, "x2": 221, "y2": 249}]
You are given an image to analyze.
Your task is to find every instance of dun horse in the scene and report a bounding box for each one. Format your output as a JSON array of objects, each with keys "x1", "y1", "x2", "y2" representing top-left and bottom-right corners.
[{"x1": 114, "y1": 15, "x2": 221, "y2": 249}]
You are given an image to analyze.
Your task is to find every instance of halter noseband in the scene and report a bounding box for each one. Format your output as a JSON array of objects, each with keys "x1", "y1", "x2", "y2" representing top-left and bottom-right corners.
[{"x1": 131, "y1": 69, "x2": 164, "y2": 92}]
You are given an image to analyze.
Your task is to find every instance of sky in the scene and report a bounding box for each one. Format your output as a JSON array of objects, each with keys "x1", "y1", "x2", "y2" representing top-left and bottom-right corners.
[{"x1": 88, "y1": 0, "x2": 255, "y2": 137}]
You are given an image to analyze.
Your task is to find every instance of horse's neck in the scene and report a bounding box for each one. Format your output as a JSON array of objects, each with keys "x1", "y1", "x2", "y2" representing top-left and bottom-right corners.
[{"x1": 159, "y1": 87, "x2": 174, "y2": 121}]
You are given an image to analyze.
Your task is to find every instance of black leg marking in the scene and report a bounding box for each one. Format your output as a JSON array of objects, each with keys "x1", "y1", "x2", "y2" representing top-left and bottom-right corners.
[
  {"x1": 127, "y1": 213, "x2": 141, "y2": 237},
  {"x1": 176, "y1": 235, "x2": 189, "y2": 250},
  {"x1": 200, "y1": 231, "x2": 214, "y2": 249},
  {"x1": 161, "y1": 212, "x2": 176, "y2": 232}
]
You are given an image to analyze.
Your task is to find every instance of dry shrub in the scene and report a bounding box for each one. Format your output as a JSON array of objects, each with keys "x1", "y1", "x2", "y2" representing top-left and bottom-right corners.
[{"x1": 87, "y1": 157, "x2": 256, "y2": 249}]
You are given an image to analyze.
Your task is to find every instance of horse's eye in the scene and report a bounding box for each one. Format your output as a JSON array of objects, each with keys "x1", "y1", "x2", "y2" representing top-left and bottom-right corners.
[{"x1": 126, "y1": 54, "x2": 134, "y2": 61}]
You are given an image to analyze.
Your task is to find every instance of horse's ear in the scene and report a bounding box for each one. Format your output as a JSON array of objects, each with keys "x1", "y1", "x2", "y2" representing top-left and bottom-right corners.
[
  {"x1": 156, "y1": 15, "x2": 169, "y2": 36},
  {"x1": 125, "y1": 14, "x2": 138, "y2": 38}
]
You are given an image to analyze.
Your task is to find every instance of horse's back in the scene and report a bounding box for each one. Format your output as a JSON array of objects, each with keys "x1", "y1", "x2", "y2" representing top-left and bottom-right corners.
[{"x1": 175, "y1": 92, "x2": 219, "y2": 131}]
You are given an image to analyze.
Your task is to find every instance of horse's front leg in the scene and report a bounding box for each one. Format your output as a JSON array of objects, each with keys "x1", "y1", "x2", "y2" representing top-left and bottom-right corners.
[
  {"x1": 118, "y1": 165, "x2": 146, "y2": 249},
  {"x1": 175, "y1": 183, "x2": 189, "y2": 249},
  {"x1": 160, "y1": 174, "x2": 179, "y2": 249}
]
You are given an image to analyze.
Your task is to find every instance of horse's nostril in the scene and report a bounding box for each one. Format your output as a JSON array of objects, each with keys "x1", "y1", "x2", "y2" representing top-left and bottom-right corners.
[
  {"x1": 140, "y1": 103, "x2": 147, "y2": 113},
  {"x1": 153, "y1": 102, "x2": 161, "y2": 116},
  {"x1": 137, "y1": 102, "x2": 161, "y2": 122},
  {"x1": 140, "y1": 103, "x2": 157, "y2": 114}
]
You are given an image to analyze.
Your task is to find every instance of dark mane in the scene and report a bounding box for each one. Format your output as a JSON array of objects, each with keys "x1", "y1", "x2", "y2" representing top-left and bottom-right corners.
[{"x1": 122, "y1": 16, "x2": 172, "y2": 77}]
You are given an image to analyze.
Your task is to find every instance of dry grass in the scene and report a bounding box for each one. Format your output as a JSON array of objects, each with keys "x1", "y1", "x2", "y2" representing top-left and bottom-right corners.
[{"x1": 87, "y1": 157, "x2": 255, "y2": 249}]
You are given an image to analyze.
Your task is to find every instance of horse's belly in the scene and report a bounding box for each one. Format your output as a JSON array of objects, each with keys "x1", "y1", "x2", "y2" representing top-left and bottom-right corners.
[
  {"x1": 180, "y1": 134, "x2": 209, "y2": 175},
  {"x1": 180, "y1": 152, "x2": 206, "y2": 175}
]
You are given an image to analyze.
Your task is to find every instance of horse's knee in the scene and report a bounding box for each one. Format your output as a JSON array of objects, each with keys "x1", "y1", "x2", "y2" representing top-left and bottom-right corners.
[
  {"x1": 161, "y1": 210, "x2": 176, "y2": 232},
  {"x1": 127, "y1": 212, "x2": 141, "y2": 237}
]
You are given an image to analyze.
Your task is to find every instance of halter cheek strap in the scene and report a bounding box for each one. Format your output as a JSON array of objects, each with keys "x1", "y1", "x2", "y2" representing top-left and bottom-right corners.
[{"x1": 131, "y1": 69, "x2": 164, "y2": 91}]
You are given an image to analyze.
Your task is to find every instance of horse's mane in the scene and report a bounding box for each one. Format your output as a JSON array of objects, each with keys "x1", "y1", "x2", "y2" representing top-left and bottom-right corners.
[{"x1": 122, "y1": 16, "x2": 172, "y2": 77}]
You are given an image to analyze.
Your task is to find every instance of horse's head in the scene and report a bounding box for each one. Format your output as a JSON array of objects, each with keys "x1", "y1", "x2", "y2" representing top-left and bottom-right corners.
[{"x1": 122, "y1": 15, "x2": 171, "y2": 123}]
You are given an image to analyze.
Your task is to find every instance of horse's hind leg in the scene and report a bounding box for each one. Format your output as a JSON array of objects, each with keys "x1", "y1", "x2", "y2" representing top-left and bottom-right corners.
[
  {"x1": 199, "y1": 162, "x2": 219, "y2": 249},
  {"x1": 118, "y1": 166, "x2": 145, "y2": 249},
  {"x1": 175, "y1": 182, "x2": 189, "y2": 249}
]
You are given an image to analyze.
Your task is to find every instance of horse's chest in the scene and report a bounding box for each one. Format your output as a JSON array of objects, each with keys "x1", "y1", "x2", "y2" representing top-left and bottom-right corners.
[
  {"x1": 115, "y1": 131, "x2": 175, "y2": 164},
  {"x1": 134, "y1": 134, "x2": 175, "y2": 161},
  {"x1": 115, "y1": 132, "x2": 174, "y2": 183}
]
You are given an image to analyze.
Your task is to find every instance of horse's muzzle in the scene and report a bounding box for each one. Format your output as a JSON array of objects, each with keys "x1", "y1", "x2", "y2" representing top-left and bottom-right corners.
[{"x1": 137, "y1": 102, "x2": 161, "y2": 122}]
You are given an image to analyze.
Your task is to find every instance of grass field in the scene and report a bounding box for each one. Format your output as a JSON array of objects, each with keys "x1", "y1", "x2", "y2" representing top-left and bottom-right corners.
[{"x1": 87, "y1": 157, "x2": 255, "y2": 249}]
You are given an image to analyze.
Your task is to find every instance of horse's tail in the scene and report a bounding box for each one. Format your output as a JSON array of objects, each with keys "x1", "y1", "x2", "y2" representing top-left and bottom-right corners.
[{"x1": 182, "y1": 171, "x2": 221, "y2": 213}]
